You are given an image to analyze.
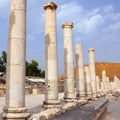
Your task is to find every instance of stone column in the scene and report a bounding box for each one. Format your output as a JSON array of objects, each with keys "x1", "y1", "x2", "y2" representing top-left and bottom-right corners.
[
  {"x1": 96, "y1": 76, "x2": 100, "y2": 92},
  {"x1": 75, "y1": 44, "x2": 86, "y2": 100},
  {"x1": 100, "y1": 82, "x2": 104, "y2": 94},
  {"x1": 96, "y1": 76, "x2": 100, "y2": 96},
  {"x1": 62, "y1": 22, "x2": 75, "y2": 101},
  {"x1": 43, "y1": 2, "x2": 60, "y2": 108},
  {"x1": 106, "y1": 77, "x2": 110, "y2": 91},
  {"x1": 84, "y1": 66, "x2": 92, "y2": 99},
  {"x1": 102, "y1": 70, "x2": 107, "y2": 92},
  {"x1": 114, "y1": 75, "x2": 120, "y2": 91},
  {"x1": 88, "y1": 48, "x2": 97, "y2": 98},
  {"x1": 2, "y1": 0, "x2": 29, "y2": 119}
]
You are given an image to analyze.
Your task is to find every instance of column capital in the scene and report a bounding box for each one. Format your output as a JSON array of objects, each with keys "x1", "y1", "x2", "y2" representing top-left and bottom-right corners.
[
  {"x1": 43, "y1": 2, "x2": 57, "y2": 10},
  {"x1": 75, "y1": 44, "x2": 82, "y2": 50},
  {"x1": 102, "y1": 70, "x2": 106, "y2": 74},
  {"x1": 62, "y1": 22, "x2": 73, "y2": 29},
  {"x1": 88, "y1": 48, "x2": 95, "y2": 52}
]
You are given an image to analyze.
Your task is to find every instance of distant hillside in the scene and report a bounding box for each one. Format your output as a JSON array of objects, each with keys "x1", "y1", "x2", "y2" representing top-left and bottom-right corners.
[
  {"x1": 95, "y1": 62, "x2": 120, "y2": 81},
  {"x1": 59, "y1": 62, "x2": 120, "y2": 81}
]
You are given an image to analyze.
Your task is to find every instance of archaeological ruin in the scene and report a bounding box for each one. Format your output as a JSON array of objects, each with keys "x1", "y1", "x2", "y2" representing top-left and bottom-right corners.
[{"x1": 0, "y1": 1, "x2": 120, "y2": 120}]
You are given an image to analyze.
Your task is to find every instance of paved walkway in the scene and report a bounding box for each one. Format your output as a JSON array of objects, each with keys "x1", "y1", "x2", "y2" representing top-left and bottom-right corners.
[
  {"x1": 50, "y1": 98, "x2": 108, "y2": 120},
  {"x1": 103, "y1": 97, "x2": 120, "y2": 120},
  {"x1": 0, "y1": 93, "x2": 64, "y2": 119}
]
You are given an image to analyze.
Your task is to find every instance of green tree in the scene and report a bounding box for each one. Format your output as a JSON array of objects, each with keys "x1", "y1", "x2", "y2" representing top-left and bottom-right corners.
[
  {"x1": 0, "y1": 51, "x2": 45, "y2": 78},
  {"x1": 0, "y1": 51, "x2": 7, "y2": 73},
  {"x1": 26, "y1": 60, "x2": 42, "y2": 77},
  {"x1": 41, "y1": 70, "x2": 45, "y2": 78}
]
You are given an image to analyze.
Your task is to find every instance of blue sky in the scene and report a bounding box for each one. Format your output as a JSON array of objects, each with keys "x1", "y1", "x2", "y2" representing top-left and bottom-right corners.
[{"x1": 0, "y1": 0, "x2": 120, "y2": 75}]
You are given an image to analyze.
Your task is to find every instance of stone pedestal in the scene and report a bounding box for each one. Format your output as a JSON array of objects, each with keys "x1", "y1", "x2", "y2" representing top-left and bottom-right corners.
[
  {"x1": 75, "y1": 44, "x2": 86, "y2": 100},
  {"x1": 2, "y1": 0, "x2": 29, "y2": 119},
  {"x1": 62, "y1": 22, "x2": 76, "y2": 102},
  {"x1": 88, "y1": 48, "x2": 97, "y2": 98},
  {"x1": 43, "y1": 2, "x2": 61, "y2": 108},
  {"x1": 84, "y1": 66, "x2": 92, "y2": 100}
]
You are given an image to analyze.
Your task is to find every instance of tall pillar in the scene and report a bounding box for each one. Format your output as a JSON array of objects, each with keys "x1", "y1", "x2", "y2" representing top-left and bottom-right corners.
[
  {"x1": 106, "y1": 77, "x2": 110, "y2": 91},
  {"x1": 43, "y1": 2, "x2": 60, "y2": 108},
  {"x1": 88, "y1": 48, "x2": 97, "y2": 98},
  {"x1": 62, "y1": 22, "x2": 75, "y2": 101},
  {"x1": 75, "y1": 44, "x2": 86, "y2": 100},
  {"x1": 2, "y1": 0, "x2": 29, "y2": 119},
  {"x1": 96, "y1": 76, "x2": 100, "y2": 95},
  {"x1": 100, "y1": 82, "x2": 104, "y2": 94},
  {"x1": 102, "y1": 70, "x2": 107, "y2": 92},
  {"x1": 84, "y1": 66, "x2": 92, "y2": 99}
]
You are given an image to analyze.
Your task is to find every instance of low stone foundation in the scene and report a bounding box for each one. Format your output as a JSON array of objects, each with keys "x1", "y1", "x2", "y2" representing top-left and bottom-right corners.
[{"x1": 29, "y1": 98, "x2": 108, "y2": 120}]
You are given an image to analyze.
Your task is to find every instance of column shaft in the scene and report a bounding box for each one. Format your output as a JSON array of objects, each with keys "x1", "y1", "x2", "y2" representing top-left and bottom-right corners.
[
  {"x1": 43, "y1": 2, "x2": 60, "y2": 108},
  {"x1": 96, "y1": 76, "x2": 100, "y2": 94},
  {"x1": 62, "y1": 22, "x2": 75, "y2": 101},
  {"x1": 75, "y1": 44, "x2": 86, "y2": 100},
  {"x1": 88, "y1": 48, "x2": 97, "y2": 98},
  {"x1": 102, "y1": 70, "x2": 107, "y2": 92},
  {"x1": 84, "y1": 66, "x2": 92, "y2": 99},
  {"x1": 3, "y1": 0, "x2": 29, "y2": 119}
]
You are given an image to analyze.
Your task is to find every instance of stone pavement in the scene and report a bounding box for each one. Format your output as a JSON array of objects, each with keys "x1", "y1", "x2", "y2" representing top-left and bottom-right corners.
[
  {"x1": 0, "y1": 94, "x2": 108, "y2": 120},
  {"x1": 102, "y1": 97, "x2": 120, "y2": 120},
  {"x1": 50, "y1": 98, "x2": 108, "y2": 120},
  {"x1": 0, "y1": 93, "x2": 64, "y2": 120}
]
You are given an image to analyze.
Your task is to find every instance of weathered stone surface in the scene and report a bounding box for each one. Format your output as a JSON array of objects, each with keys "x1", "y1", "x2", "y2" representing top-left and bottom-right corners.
[
  {"x1": 62, "y1": 22, "x2": 76, "y2": 101},
  {"x1": 3, "y1": 0, "x2": 29, "y2": 119},
  {"x1": 50, "y1": 98, "x2": 108, "y2": 120},
  {"x1": 84, "y1": 66, "x2": 92, "y2": 99},
  {"x1": 88, "y1": 48, "x2": 97, "y2": 98},
  {"x1": 43, "y1": 2, "x2": 60, "y2": 108},
  {"x1": 75, "y1": 44, "x2": 86, "y2": 100},
  {"x1": 29, "y1": 109, "x2": 61, "y2": 120}
]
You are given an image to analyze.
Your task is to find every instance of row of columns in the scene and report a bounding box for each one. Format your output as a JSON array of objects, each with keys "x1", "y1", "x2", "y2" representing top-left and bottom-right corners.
[{"x1": 3, "y1": 1, "x2": 120, "y2": 120}]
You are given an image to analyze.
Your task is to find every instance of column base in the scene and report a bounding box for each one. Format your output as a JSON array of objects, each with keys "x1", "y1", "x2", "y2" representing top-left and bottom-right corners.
[
  {"x1": 92, "y1": 93, "x2": 97, "y2": 98},
  {"x1": 64, "y1": 94, "x2": 76, "y2": 102},
  {"x1": 86, "y1": 94, "x2": 93, "y2": 101},
  {"x1": 76, "y1": 94, "x2": 86, "y2": 100},
  {"x1": 43, "y1": 100, "x2": 62, "y2": 109},
  {"x1": 2, "y1": 107, "x2": 29, "y2": 120},
  {"x1": 97, "y1": 93, "x2": 101, "y2": 98}
]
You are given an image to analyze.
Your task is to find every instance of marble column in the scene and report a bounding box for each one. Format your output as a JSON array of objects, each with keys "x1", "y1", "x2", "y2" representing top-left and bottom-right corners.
[
  {"x1": 106, "y1": 77, "x2": 110, "y2": 91},
  {"x1": 2, "y1": 0, "x2": 29, "y2": 119},
  {"x1": 100, "y1": 82, "x2": 104, "y2": 94},
  {"x1": 43, "y1": 2, "x2": 60, "y2": 108},
  {"x1": 84, "y1": 66, "x2": 92, "y2": 99},
  {"x1": 102, "y1": 70, "x2": 107, "y2": 92},
  {"x1": 96, "y1": 76, "x2": 100, "y2": 92},
  {"x1": 62, "y1": 22, "x2": 75, "y2": 101},
  {"x1": 88, "y1": 48, "x2": 97, "y2": 98},
  {"x1": 75, "y1": 44, "x2": 86, "y2": 100}
]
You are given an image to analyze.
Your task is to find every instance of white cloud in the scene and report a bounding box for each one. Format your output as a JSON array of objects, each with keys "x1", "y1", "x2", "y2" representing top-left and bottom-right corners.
[
  {"x1": 57, "y1": 2, "x2": 120, "y2": 43},
  {"x1": 57, "y1": 1, "x2": 83, "y2": 23},
  {"x1": 102, "y1": 5, "x2": 114, "y2": 13},
  {"x1": 76, "y1": 14, "x2": 104, "y2": 35}
]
